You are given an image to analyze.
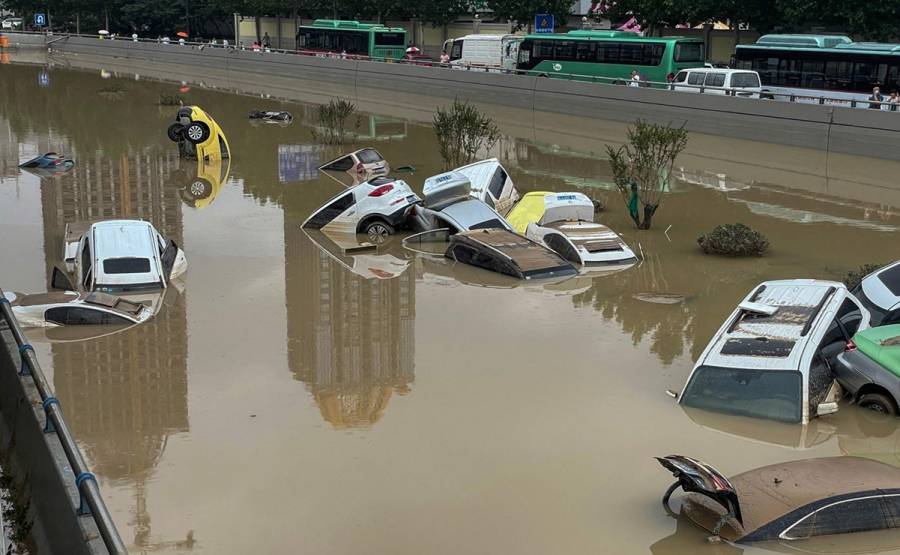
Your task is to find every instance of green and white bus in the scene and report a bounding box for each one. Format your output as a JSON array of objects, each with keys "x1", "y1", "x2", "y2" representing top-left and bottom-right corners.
[
  {"x1": 296, "y1": 20, "x2": 407, "y2": 60},
  {"x1": 734, "y1": 34, "x2": 900, "y2": 103},
  {"x1": 516, "y1": 30, "x2": 706, "y2": 83}
]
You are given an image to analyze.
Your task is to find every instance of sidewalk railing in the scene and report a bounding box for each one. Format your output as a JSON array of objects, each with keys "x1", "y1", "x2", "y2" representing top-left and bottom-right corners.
[
  {"x1": 0, "y1": 288, "x2": 127, "y2": 555},
  {"x1": 11, "y1": 29, "x2": 899, "y2": 112}
]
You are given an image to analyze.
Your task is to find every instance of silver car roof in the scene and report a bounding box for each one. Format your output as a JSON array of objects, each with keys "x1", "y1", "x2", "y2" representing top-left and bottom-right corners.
[{"x1": 440, "y1": 199, "x2": 511, "y2": 231}]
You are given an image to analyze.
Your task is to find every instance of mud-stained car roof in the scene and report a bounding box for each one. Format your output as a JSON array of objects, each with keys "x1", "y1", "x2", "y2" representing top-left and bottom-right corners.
[{"x1": 704, "y1": 280, "x2": 844, "y2": 372}]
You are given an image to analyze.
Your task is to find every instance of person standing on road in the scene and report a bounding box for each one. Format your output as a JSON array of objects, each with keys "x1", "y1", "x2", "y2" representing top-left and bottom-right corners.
[
  {"x1": 440, "y1": 50, "x2": 450, "y2": 65},
  {"x1": 263, "y1": 32, "x2": 271, "y2": 49},
  {"x1": 868, "y1": 86, "x2": 884, "y2": 109},
  {"x1": 629, "y1": 70, "x2": 641, "y2": 87},
  {"x1": 889, "y1": 90, "x2": 900, "y2": 111}
]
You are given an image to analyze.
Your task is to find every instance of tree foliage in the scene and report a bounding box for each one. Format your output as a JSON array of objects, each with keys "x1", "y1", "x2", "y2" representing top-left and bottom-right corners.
[
  {"x1": 606, "y1": 120, "x2": 687, "y2": 230},
  {"x1": 432, "y1": 98, "x2": 499, "y2": 169}
]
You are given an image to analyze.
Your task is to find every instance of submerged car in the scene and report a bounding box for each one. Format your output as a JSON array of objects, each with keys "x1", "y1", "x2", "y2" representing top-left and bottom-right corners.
[
  {"x1": 248, "y1": 110, "x2": 293, "y2": 124},
  {"x1": 453, "y1": 158, "x2": 520, "y2": 216},
  {"x1": 4, "y1": 290, "x2": 153, "y2": 328},
  {"x1": 679, "y1": 279, "x2": 870, "y2": 424},
  {"x1": 507, "y1": 191, "x2": 637, "y2": 270},
  {"x1": 318, "y1": 148, "x2": 390, "y2": 187},
  {"x1": 410, "y1": 171, "x2": 512, "y2": 234},
  {"x1": 657, "y1": 455, "x2": 900, "y2": 543},
  {"x1": 854, "y1": 260, "x2": 900, "y2": 326},
  {"x1": 167, "y1": 106, "x2": 230, "y2": 161},
  {"x1": 445, "y1": 228, "x2": 577, "y2": 280},
  {"x1": 19, "y1": 152, "x2": 75, "y2": 170},
  {"x1": 835, "y1": 324, "x2": 900, "y2": 415},
  {"x1": 302, "y1": 176, "x2": 420, "y2": 243},
  {"x1": 174, "y1": 154, "x2": 231, "y2": 209},
  {"x1": 60, "y1": 220, "x2": 187, "y2": 298}
]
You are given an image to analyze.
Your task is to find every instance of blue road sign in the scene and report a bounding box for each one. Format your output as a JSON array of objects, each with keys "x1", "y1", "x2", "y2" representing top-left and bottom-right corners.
[
  {"x1": 34, "y1": 13, "x2": 46, "y2": 26},
  {"x1": 535, "y1": 13, "x2": 554, "y2": 34}
]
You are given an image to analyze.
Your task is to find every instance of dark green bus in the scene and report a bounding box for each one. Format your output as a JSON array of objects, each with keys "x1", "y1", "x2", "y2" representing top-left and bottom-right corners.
[
  {"x1": 296, "y1": 20, "x2": 407, "y2": 60},
  {"x1": 516, "y1": 30, "x2": 706, "y2": 83}
]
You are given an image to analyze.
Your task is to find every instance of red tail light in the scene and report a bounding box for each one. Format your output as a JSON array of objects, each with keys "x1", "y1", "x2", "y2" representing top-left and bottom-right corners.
[
  {"x1": 845, "y1": 339, "x2": 857, "y2": 352},
  {"x1": 368, "y1": 184, "x2": 394, "y2": 197}
]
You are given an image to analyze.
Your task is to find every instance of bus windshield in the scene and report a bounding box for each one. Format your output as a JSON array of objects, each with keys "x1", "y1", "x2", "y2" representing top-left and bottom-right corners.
[
  {"x1": 375, "y1": 32, "x2": 405, "y2": 46},
  {"x1": 681, "y1": 366, "x2": 803, "y2": 423}
]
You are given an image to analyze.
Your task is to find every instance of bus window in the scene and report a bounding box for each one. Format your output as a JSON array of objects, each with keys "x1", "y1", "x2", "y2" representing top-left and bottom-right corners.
[
  {"x1": 535, "y1": 40, "x2": 555, "y2": 60},
  {"x1": 597, "y1": 42, "x2": 620, "y2": 63},
  {"x1": 554, "y1": 40, "x2": 576, "y2": 61},
  {"x1": 674, "y1": 42, "x2": 704, "y2": 63},
  {"x1": 825, "y1": 60, "x2": 853, "y2": 90},
  {"x1": 575, "y1": 41, "x2": 595, "y2": 62},
  {"x1": 645, "y1": 43, "x2": 665, "y2": 65},
  {"x1": 801, "y1": 59, "x2": 825, "y2": 88},
  {"x1": 852, "y1": 61, "x2": 886, "y2": 91},
  {"x1": 620, "y1": 43, "x2": 643, "y2": 65},
  {"x1": 375, "y1": 32, "x2": 404, "y2": 46}
]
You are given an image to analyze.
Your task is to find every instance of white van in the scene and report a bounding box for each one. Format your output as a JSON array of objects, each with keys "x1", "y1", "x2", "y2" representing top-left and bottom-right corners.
[
  {"x1": 672, "y1": 68, "x2": 762, "y2": 97},
  {"x1": 443, "y1": 34, "x2": 522, "y2": 72}
]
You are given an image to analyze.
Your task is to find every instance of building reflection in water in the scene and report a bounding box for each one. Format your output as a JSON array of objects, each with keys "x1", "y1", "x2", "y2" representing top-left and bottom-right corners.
[
  {"x1": 285, "y1": 224, "x2": 415, "y2": 429},
  {"x1": 42, "y1": 149, "x2": 194, "y2": 551}
]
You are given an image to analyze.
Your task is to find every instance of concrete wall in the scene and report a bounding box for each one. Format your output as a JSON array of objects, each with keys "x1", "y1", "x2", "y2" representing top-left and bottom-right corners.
[
  {"x1": 0, "y1": 327, "x2": 108, "y2": 554},
  {"x1": 20, "y1": 33, "x2": 900, "y2": 161}
]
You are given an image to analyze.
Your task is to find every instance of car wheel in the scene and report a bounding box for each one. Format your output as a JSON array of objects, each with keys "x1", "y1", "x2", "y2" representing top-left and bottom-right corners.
[
  {"x1": 167, "y1": 123, "x2": 184, "y2": 142},
  {"x1": 187, "y1": 177, "x2": 213, "y2": 200},
  {"x1": 859, "y1": 392, "x2": 898, "y2": 416},
  {"x1": 364, "y1": 220, "x2": 394, "y2": 245},
  {"x1": 183, "y1": 121, "x2": 210, "y2": 144}
]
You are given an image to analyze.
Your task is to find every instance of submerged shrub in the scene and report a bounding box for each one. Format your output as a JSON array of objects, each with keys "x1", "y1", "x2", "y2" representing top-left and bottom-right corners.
[
  {"x1": 432, "y1": 98, "x2": 499, "y2": 169},
  {"x1": 315, "y1": 98, "x2": 357, "y2": 145},
  {"x1": 698, "y1": 223, "x2": 769, "y2": 256},
  {"x1": 842, "y1": 263, "x2": 885, "y2": 290}
]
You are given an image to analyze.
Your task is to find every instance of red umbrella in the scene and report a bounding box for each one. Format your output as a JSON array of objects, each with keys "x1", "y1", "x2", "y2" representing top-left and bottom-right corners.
[
  {"x1": 176, "y1": 31, "x2": 188, "y2": 38},
  {"x1": 179, "y1": 85, "x2": 191, "y2": 93}
]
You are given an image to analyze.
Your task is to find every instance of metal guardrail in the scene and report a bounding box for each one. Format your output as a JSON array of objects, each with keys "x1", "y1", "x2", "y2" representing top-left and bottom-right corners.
[
  {"x1": 0, "y1": 288, "x2": 128, "y2": 555},
  {"x1": 8, "y1": 29, "x2": 897, "y2": 111},
  {"x1": 10, "y1": 29, "x2": 900, "y2": 111}
]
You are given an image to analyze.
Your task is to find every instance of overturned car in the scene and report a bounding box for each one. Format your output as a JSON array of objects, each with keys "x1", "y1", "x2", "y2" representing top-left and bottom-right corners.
[{"x1": 167, "y1": 105, "x2": 230, "y2": 161}]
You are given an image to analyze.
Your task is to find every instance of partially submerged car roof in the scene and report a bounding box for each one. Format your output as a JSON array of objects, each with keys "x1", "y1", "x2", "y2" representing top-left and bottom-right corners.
[
  {"x1": 440, "y1": 199, "x2": 511, "y2": 231},
  {"x1": 860, "y1": 260, "x2": 900, "y2": 311},
  {"x1": 702, "y1": 280, "x2": 849, "y2": 372},
  {"x1": 318, "y1": 148, "x2": 387, "y2": 187},
  {"x1": 90, "y1": 220, "x2": 164, "y2": 287},
  {"x1": 448, "y1": 228, "x2": 577, "y2": 280}
]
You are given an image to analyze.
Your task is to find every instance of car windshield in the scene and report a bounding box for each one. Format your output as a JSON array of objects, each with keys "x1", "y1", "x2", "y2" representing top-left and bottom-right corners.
[
  {"x1": 681, "y1": 366, "x2": 803, "y2": 423},
  {"x1": 854, "y1": 285, "x2": 889, "y2": 326}
]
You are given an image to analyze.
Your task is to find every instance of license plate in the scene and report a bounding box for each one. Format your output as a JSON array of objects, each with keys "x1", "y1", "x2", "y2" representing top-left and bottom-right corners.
[{"x1": 406, "y1": 195, "x2": 416, "y2": 203}]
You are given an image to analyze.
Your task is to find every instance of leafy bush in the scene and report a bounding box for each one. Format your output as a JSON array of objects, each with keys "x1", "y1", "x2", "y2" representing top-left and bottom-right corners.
[
  {"x1": 607, "y1": 120, "x2": 688, "y2": 230},
  {"x1": 432, "y1": 98, "x2": 499, "y2": 169},
  {"x1": 315, "y1": 98, "x2": 357, "y2": 145},
  {"x1": 842, "y1": 263, "x2": 884, "y2": 290},
  {"x1": 698, "y1": 223, "x2": 769, "y2": 256}
]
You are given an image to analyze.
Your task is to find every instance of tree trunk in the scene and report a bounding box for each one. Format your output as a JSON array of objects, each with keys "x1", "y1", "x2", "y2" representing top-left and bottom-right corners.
[
  {"x1": 638, "y1": 204, "x2": 658, "y2": 230},
  {"x1": 76, "y1": 12, "x2": 80, "y2": 35},
  {"x1": 255, "y1": 15, "x2": 261, "y2": 43}
]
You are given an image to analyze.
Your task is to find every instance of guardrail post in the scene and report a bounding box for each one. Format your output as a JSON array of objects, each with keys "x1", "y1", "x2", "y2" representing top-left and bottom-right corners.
[
  {"x1": 18, "y1": 344, "x2": 33, "y2": 376},
  {"x1": 42, "y1": 397, "x2": 60, "y2": 433},
  {"x1": 75, "y1": 472, "x2": 97, "y2": 516}
]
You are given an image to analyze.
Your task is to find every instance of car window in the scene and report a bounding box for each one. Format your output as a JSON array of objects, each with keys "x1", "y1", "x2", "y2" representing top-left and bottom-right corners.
[
  {"x1": 681, "y1": 366, "x2": 803, "y2": 423},
  {"x1": 674, "y1": 71, "x2": 687, "y2": 83},
  {"x1": 879, "y1": 495, "x2": 900, "y2": 527},
  {"x1": 731, "y1": 72, "x2": 760, "y2": 88},
  {"x1": 81, "y1": 241, "x2": 92, "y2": 286},
  {"x1": 45, "y1": 307, "x2": 132, "y2": 326},
  {"x1": 103, "y1": 258, "x2": 151, "y2": 274},
  {"x1": 356, "y1": 149, "x2": 383, "y2": 164},
  {"x1": 470, "y1": 219, "x2": 506, "y2": 231},
  {"x1": 687, "y1": 72, "x2": 706, "y2": 86},
  {"x1": 320, "y1": 155, "x2": 353, "y2": 172},
  {"x1": 704, "y1": 73, "x2": 726, "y2": 87},
  {"x1": 783, "y1": 497, "x2": 889, "y2": 539},
  {"x1": 836, "y1": 298, "x2": 864, "y2": 338},
  {"x1": 488, "y1": 168, "x2": 507, "y2": 199},
  {"x1": 450, "y1": 39, "x2": 463, "y2": 60}
]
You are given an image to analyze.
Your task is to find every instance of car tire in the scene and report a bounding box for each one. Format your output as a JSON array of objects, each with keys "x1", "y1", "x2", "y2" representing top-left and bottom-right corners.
[
  {"x1": 167, "y1": 123, "x2": 184, "y2": 142},
  {"x1": 187, "y1": 177, "x2": 213, "y2": 200},
  {"x1": 183, "y1": 121, "x2": 210, "y2": 144},
  {"x1": 364, "y1": 220, "x2": 394, "y2": 245},
  {"x1": 859, "y1": 392, "x2": 898, "y2": 416}
]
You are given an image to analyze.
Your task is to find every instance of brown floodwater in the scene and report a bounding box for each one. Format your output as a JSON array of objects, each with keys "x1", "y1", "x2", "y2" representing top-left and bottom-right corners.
[{"x1": 2, "y1": 59, "x2": 900, "y2": 555}]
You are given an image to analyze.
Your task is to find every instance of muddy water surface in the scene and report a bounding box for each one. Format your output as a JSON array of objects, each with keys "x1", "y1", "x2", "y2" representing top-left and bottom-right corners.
[{"x1": 2, "y1": 62, "x2": 900, "y2": 554}]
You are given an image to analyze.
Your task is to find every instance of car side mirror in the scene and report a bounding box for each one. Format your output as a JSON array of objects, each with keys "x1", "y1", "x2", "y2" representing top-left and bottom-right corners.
[{"x1": 51, "y1": 266, "x2": 75, "y2": 291}]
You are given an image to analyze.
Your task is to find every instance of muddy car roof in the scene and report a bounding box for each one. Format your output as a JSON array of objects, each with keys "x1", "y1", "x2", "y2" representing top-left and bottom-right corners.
[
  {"x1": 703, "y1": 280, "x2": 848, "y2": 372},
  {"x1": 731, "y1": 457, "x2": 900, "y2": 535},
  {"x1": 449, "y1": 229, "x2": 577, "y2": 279}
]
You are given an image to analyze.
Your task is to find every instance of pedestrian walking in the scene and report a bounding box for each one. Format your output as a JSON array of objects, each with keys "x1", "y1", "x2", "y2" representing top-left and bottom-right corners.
[
  {"x1": 868, "y1": 86, "x2": 884, "y2": 109},
  {"x1": 263, "y1": 32, "x2": 271, "y2": 49},
  {"x1": 440, "y1": 50, "x2": 450, "y2": 64},
  {"x1": 629, "y1": 70, "x2": 641, "y2": 87},
  {"x1": 890, "y1": 89, "x2": 900, "y2": 112}
]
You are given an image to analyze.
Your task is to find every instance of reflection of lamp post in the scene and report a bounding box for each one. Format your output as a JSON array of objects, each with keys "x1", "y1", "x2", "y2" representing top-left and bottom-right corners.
[{"x1": 473, "y1": 14, "x2": 480, "y2": 34}]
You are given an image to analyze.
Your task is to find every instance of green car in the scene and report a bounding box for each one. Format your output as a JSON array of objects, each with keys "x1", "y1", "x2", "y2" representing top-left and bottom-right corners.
[{"x1": 835, "y1": 325, "x2": 900, "y2": 415}]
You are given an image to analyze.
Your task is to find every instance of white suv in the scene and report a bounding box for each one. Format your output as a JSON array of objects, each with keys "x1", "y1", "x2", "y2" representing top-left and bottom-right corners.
[{"x1": 679, "y1": 279, "x2": 870, "y2": 424}]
